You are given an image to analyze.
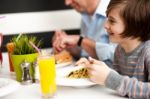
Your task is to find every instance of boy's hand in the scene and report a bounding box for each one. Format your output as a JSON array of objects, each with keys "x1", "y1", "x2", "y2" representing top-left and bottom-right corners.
[
  {"x1": 75, "y1": 57, "x2": 90, "y2": 66},
  {"x1": 86, "y1": 57, "x2": 111, "y2": 85}
]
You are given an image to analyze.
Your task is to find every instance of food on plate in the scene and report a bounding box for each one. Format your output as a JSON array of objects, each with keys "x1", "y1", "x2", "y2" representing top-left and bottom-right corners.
[
  {"x1": 67, "y1": 67, "x2": 89, "y2": 79},
  {"x1": 54, "y1": 50, "x2": 73, "y2": 64}
]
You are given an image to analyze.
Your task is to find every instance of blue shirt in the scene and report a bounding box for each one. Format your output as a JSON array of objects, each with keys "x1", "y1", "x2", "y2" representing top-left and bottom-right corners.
[{"x1": 80, "y1": 0, "x2": 116, "y2": 62}]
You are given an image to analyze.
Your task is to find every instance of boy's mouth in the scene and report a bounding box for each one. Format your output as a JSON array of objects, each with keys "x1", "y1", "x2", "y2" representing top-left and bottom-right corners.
[{"x1": 108, "y1": 32, "x2": 115, "y2": 36}]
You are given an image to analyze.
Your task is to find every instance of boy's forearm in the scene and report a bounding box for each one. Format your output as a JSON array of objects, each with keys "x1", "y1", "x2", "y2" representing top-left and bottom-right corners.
[{"x1": 105, "y1": 70, "x2": 150, "y2": 98}]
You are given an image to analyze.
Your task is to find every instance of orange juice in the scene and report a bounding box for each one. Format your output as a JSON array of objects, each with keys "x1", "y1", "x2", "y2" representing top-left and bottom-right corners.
[{"x1": 38, "y1": 55, "x2": 56, "y2": 97}]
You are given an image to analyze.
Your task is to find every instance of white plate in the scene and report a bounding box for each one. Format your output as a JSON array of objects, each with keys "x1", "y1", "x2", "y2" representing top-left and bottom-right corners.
[
  {"x1": 56, "y1": 61, "x2": 72, "y2": 68},
  {"x1": 56, "y1": 65, "x2": 96, "y2": 88},
  {"x1": 0, "y1": 78, "x2": 20, "y2": 97}
]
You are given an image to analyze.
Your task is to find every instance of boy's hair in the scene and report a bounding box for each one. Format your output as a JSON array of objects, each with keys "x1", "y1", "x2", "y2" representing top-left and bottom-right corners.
[{"x1": 106, "y1": 0, "x2": 150, "y2": 41}]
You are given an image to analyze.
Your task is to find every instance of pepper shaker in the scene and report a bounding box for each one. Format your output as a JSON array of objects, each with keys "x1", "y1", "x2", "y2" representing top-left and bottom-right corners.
[
  {"x1": 21, "y1": 60, "x2": 32, "y2": 84},
  {"x1": 33, "y1": 60, "x2": 40, "y2": 83}
]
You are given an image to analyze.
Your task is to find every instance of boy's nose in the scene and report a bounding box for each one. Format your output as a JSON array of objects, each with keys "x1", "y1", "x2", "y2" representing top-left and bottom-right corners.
[{"x1": 104, "y1": 21, "x2": 109, "y2": 30}]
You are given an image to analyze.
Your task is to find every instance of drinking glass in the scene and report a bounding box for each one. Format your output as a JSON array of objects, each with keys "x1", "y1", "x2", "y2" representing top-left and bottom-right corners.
[
  {"x1": 6, "y1": 42, "x2": 15, "y2": 72},
  {"x1": 38, "y1": 54, "x2": 56, "y2": 99}
]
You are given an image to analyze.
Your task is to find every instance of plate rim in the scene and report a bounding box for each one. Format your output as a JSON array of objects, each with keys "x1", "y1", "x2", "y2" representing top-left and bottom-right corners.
[{"x1": 56, "y1": 77, "x2": 96, "y2": 87}]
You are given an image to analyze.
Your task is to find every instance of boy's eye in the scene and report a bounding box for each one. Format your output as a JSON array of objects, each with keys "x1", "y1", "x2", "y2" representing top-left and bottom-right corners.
[{"x1": 108, "y1": 18, "x2": 115, "y2": 24}]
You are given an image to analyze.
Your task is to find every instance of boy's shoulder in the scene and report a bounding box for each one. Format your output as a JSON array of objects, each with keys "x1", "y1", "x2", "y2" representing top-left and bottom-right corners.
[
  {"x1": 144, "y1": 40, "x2": 150, "y2": 47},
  {"x1": 143, "y1": 40, "x2": 150, "y2": 52}
]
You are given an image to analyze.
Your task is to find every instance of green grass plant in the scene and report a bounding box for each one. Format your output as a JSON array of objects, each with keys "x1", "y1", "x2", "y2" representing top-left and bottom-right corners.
[{"x1": 12, "y1": 35, "x2": 42, "y2": 55}]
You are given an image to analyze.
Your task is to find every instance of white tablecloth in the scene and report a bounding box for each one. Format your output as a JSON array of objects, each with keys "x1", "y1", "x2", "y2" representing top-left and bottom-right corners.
[{"x1": 0, "y1": 52, "x2": 127, "y2": 99}]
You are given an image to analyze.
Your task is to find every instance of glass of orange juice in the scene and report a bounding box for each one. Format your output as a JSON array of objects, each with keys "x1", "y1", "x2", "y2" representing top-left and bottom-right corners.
[{"x1": 37, "y1": 53, "x2": 56, "y2": 99}]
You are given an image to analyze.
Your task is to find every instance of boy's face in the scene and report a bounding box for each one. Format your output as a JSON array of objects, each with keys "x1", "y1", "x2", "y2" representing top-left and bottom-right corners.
[
  {"x1": 104, "y1": 8, "x2": 125, "y2": 44},
  {"x1": 65, "y1": 0, "x2": 90, "y2": 13}
]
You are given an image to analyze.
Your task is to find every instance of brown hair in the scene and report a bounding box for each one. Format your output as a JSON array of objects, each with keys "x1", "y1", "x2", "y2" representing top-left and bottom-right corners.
[{"x1": 106, "y1": 0, "x2": 150, "y2": 41}]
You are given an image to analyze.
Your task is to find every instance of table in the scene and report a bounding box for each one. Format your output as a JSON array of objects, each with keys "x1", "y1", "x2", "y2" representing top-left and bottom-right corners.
[{"x1": 0, "y1": 52, "x2": 127, "y2": 99}]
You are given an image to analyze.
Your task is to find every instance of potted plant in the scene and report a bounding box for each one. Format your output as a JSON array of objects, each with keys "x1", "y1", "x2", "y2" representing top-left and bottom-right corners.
[{"x1": 10, "y1": 34, "x2": 42, "y2": 82}]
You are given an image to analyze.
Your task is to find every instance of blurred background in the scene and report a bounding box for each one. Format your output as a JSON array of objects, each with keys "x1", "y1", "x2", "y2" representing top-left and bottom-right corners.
[{"x1": 0, "y1": 0, "x2": 81, "y2": 52}]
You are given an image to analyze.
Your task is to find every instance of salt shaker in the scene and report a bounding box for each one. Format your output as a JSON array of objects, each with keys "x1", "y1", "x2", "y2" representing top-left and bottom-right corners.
[
  {"x1": 21, "y1": 60, "x2": 32, "y2": 84},
  {"x1": 33, "y1": 60, "x2": 40, "y2": 83}
]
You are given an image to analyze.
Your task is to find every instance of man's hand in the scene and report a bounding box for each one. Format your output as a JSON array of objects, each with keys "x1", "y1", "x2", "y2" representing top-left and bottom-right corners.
[
  {"x1": 52, "y1": 30, "x2": 66, "y2": 52},
  {"x1": 52, "y1": 30, "x2": 80, "y2": 52}
]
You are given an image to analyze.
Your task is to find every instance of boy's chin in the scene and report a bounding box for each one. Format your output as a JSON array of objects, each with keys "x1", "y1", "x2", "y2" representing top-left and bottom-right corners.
[{"x1": 109, "y1": 38, "x2": 117, "y2": 43}]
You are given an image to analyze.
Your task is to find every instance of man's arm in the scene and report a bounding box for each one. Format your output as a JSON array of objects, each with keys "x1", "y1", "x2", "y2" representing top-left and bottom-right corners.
[
  {"x1": 80, "y1": 37, "x2": 98, "y2": 59},
  {"x1": 52, "y1": 32, "x2": 98, "y2": 59}
]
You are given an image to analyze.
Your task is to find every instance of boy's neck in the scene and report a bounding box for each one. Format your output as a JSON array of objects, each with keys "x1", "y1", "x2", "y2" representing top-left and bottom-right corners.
[{"x1": 121, "y1": 38, "x2": 142, "y2": 53}]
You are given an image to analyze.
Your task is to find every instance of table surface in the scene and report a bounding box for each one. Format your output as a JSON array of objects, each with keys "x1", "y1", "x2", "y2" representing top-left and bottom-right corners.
[{"x1": 0, "y1": 52, "x2": 127, "y2": 99}]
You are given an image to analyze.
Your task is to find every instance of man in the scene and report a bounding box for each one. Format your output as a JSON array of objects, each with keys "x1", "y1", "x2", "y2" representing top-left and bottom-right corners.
[{"x1": 53, "y1": 0, "x2": 115, "y2": 65}]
